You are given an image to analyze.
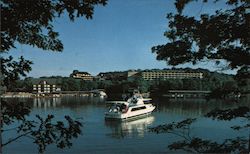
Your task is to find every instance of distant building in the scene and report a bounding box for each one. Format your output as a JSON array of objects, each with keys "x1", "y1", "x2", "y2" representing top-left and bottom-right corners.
[
  {"x1": 127, "y1": 71, "x2": 141, "y2": 81},
  {"x1": 33, "y1": 80, "x2": 61, "y2": 94},
  {"x1": 70, "y1": 70, "x2": 93, "y2": 81},
  {"x1": 140, "y1": 70, "x2": 203, "y2": 80},
  {"x1": 127, "y1": 71, "x2": 139, "y2": 78},
  {"x1": 97, "y1": 72, "x2": 127, "y2": 81},
  {"x1": 96, "y1": 70, "x2": 203, "y2": 81}
]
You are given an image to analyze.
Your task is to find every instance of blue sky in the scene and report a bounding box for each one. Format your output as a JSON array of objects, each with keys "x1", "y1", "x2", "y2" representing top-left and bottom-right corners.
[{"x1": 6, "y1": 0, "x2": 234, "y2": 77}]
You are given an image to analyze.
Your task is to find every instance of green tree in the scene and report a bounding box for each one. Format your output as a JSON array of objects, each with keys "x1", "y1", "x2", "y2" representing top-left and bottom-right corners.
[
  {"x1": 209, "y1": 80, "x2": 239, "y2": 99},
  {"x1": 152, "y1": 0, "x2": 250, "y2": 69},
  {"x1": 135, "y1": 78, "x2": 151, "y2": 93},
  {"x1": 22, "y1": 77, "x2": 34, "y2": 92},
  {"x1": 235, "y1": 66, "x2": 250, "y2": 93},
  {"x1": 150, "y1": 0, "x2": 249, "y2": 152},
  {"x1": 1, "y1": 56, "x2": 32, "y2": 91},
  {"x1": 80, "y1": 81, "x2": 98, "y2": 91},
  {"x1": 97, "y1": 80, "x2": 113, "y2": 90},
  {"x1": 182, "y1": 79, "x2": 199, "y2": 90},
  {"x1": 155, "y1": 80, "x2": 170, "y2": 94},
  {"x1": 1, "y1": 0, "x2": 107, "y2": 52},
  {"x1": 61, "y1": 78, "x2": 80, "y2": 91},
  {"x1": 168, "y1": 79, "x2": 183, "y2": 90},
  {"x1": 1, "y1": 0, "x2": 107, "y2": 153}
]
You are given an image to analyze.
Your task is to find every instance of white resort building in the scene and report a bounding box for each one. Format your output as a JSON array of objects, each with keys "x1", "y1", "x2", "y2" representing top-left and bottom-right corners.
[
  {"x1": 33, "y1": 80, "x2": 61, "y2": 94},
  {"x1": 140, "y1": 70, "x2": 203, "y2": 80}
]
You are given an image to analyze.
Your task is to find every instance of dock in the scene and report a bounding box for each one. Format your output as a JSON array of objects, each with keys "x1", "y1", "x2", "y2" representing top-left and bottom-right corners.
[{"x1": 163, "y1": 90, "x2": 211, "y2": 98}]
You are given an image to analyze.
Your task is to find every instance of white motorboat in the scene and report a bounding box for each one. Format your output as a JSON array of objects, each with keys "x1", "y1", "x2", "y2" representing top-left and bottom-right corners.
[
  {"x1": 105, "y1": 94, "x2": 155, "y2": 120},
  {"x1": 92, "y1": 90, "x2": 107, "y2": 98},
  {"x1": 98, "y1": 91, "x2": 107, "y2": 98}
]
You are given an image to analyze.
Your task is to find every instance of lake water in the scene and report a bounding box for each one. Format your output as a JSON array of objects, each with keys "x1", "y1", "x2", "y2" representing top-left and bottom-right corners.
[{"x1": 3, "y1": 96, "x2": 249, "y2": 154}]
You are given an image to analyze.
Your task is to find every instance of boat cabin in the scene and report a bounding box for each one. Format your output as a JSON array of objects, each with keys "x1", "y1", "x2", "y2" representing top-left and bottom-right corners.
[{"x1": 109, "y1": 103, "x2": 128, "y2": 113}]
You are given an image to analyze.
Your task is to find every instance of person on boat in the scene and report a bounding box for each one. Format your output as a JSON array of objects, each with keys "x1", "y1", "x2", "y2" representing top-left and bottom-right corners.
[
  {"x1": 116, "y1": 106, "x2": 120, "y2": 112},
  {"x1": 121, "y1": 103, "x2": 128, "y2": 113},
  {"x1": 122, "y1": 93, "x2": 127, "y2": 101},
  {"x1": 131, "y1": 95, "x2": 138, "y2": 104}
]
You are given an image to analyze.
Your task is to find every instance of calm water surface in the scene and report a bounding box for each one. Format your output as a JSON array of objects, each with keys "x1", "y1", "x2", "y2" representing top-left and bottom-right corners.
[{"x1": 3, "y1": 96, "x2": 249, "y2": 154}]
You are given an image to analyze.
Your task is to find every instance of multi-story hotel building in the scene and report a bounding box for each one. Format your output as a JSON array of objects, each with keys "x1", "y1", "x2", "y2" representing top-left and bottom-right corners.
[
  {"x1": 140, "y1": 70, "x2": 203, "y2": 80},
  {"x1": 33, "y1": 80, "x2": 61, "y2": 94}
]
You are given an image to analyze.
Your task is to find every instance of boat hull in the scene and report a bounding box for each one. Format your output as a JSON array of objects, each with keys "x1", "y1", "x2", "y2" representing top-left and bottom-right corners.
[
  {"x1": 105, "y1": 104, "x2": 155, "y2": 120},
  {"x1": 105, "y1": 112, "x2": 153, "y2": 121}
]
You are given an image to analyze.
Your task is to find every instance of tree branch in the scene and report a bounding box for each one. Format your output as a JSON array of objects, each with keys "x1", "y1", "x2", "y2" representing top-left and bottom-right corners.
[
  {"x1": 2, "y1": 126, "x2": 19, "y2": 132},
  {"x1": 2, "y1": 131, "x2": 32, "y2": 147}
]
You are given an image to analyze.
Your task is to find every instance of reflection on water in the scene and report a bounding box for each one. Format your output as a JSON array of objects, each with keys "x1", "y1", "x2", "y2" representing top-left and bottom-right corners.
[
  {"x1": 105, "y1": 116, "x2": 155, "y2": 139},
  {"x1": 8, "y1": 96, "x2": 249, "y2": 120},
  {"x1": 154, "y1": 98, "x2": 250, "y2": 117},
  {"x1": 32, "y1": 96, "x2": 106, "y2": 109},
  {"x1": 3, "y1": 96, "x2": 249, "y2": 154},
  {"x1": 33, "y1": 97, "x2": 62, "y2": 108}
]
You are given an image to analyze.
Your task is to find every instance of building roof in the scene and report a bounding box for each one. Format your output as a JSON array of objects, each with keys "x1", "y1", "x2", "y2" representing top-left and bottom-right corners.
[
  {"x1": 31, "y1": 78, "x2": 60, "y2": 85},
  {"x1": 75, "y1": 71, "x2": 91, "y2": 75},
  {"x1": 142, "y1": 70, "x2": 202, "y2": 73}
]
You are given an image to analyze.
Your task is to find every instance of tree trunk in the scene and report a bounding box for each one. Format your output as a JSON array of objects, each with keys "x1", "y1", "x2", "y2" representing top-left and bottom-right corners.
[{"x1": 0, "y1": 70, "x2": 4, "y2": 154}]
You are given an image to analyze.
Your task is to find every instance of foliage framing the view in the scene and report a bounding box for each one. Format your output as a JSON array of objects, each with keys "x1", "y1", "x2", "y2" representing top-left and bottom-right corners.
[
  {"x1": 1, "y1": 0, "x2": 107, "y2": 153},
  {"x1": 1, "y1": 0, "x2": 108, "y2": 89},
  {"x1": 150, "y1": 0, "x2": 250, "y2": 153},
  {"x1": 2, "y1": 101, "x2": 82, "y2": 153},
  {"x1": 149, "y1": 107, "x2": 250, "y2": 153},
  {"x1": 1, "y1": 0, "x2": 107, "y2": 52},
  {"x1": 152, "y1": 0, "x2": 250, "y2": 69}
]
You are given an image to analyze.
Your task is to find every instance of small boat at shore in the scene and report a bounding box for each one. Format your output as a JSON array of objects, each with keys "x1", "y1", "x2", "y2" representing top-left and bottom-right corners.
[
  {"x1": 91, "y1": 90, "x2": 107, "y2": 98},
  {"x1": 105, "y1": 93, "x2": 155, "y2": 120}
]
